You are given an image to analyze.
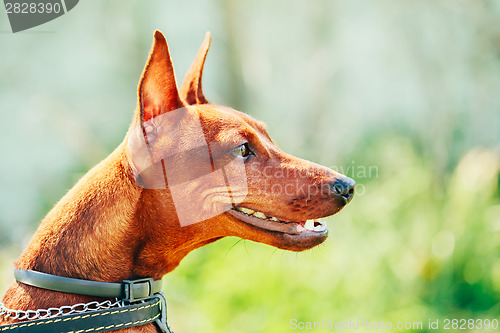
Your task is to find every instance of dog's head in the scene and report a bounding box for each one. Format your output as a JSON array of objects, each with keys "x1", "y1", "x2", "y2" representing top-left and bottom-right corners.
[{"x1": 127, "y1": 31, "x2": 355, "y2": 256}]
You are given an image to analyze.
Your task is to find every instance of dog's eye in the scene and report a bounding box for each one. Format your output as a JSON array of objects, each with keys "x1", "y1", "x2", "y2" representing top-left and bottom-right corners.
[{"x1": 233, "y1": 143, "x2": 253, "y2": 158}]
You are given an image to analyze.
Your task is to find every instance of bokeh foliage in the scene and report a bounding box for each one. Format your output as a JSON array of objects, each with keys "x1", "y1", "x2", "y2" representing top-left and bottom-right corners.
[{"x1": 1, "y1": 1, "x2": 499, "y2": 332}]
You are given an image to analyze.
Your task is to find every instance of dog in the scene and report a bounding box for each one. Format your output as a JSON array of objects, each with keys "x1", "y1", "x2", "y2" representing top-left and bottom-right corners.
[{"x1": 0, "y1": 31, "x2": 355, "y2": 332}]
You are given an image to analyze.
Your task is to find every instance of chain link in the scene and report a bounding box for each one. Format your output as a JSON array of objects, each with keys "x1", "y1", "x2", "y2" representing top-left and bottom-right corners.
[{"x1": 0, "y1": 299, "x2": 123, "y2": 322}]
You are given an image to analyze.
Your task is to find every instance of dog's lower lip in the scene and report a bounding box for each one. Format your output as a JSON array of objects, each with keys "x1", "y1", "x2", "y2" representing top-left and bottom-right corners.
[{"x1": 227, "y1": 207, "x2": 328, "y2": 235}]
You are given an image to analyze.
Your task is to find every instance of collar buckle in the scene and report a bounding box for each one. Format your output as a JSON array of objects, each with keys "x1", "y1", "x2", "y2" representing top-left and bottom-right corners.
[{"x1": 122, "y1": 277, "x2": 154, "y2": 303}]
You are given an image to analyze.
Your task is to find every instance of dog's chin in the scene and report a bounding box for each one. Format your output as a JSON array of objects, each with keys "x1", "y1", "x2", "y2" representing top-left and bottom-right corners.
[{"x1": 226, "y1": 207, "x2": 329, "y2": 251}]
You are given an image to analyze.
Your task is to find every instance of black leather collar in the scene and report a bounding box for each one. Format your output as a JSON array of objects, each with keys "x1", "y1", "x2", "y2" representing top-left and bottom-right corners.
[
  {"x1": 14, "y1": 269, "x2": 162, "y2": 303},
  {"x1": 0, "y1": 269, "x2": 172, "y2": 333}
]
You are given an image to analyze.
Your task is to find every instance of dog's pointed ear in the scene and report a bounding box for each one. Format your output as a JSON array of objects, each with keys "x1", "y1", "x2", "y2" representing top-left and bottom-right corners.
[
  {"x1": 138, "y1": 30, "x2": 184, "y2": 123},
  {"x1": 180, "y1": 32, "x2": 211, "y2": 105}
]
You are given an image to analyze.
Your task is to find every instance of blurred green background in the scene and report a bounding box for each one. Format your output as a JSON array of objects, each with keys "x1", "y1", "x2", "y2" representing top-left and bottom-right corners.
[{"x1": 1, "y1": 1, "x2": 500, "y2": 332}]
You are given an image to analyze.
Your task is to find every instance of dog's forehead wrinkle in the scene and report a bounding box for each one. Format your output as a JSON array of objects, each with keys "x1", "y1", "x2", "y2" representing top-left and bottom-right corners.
[{"x1": 192, "y1": 106, "x2": 275, "y2": 153}]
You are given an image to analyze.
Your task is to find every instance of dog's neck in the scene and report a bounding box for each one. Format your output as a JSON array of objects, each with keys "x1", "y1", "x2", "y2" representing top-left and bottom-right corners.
[{"x1": 15, "y1": 141, "x2": 222, "y2": 285}]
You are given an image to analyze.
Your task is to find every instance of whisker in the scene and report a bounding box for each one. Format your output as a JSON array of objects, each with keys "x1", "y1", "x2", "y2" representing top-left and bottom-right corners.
[{"x1": 223, "y1": 239, "x2": 244, "y2": 262}]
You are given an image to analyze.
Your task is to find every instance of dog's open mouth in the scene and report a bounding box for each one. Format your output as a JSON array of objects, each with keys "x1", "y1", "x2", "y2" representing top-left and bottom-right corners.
[{"x1": 228, "y1": 206, "x2": 328, "y2": 235}]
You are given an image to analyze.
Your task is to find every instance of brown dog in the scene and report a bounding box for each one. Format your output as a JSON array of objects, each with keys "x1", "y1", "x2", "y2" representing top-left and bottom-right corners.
[{"x1": 0, "y1": 31, "x2": 355, "y2": 332}]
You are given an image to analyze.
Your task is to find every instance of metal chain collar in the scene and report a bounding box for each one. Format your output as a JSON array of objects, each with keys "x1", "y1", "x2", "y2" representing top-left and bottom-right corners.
[{"x1": 0, "y1": 299, "x2": 123, "y2": 322}]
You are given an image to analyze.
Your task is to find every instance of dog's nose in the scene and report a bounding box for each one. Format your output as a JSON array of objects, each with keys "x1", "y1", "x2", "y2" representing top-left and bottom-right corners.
[{"x1": 331, "y1": 177, "x2": 356, "y2": 203}]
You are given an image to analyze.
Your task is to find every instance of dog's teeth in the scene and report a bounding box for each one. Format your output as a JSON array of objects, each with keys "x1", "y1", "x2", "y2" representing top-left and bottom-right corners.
[
  {"x1": 304, "y1": 220, "x2": 315, "y2": 231},
  {"x1": 254, "y1": 212, "x2": 267, "y2": 219},
  {"x1": 238, "y1": 207, "x2": 255, "y2": 215},
  {"x1": 269, "y1": 217, "x2": 279, "y2": 222}
]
